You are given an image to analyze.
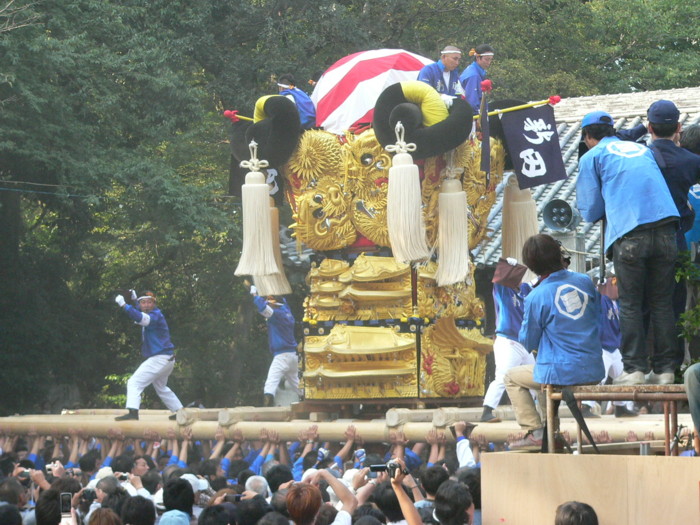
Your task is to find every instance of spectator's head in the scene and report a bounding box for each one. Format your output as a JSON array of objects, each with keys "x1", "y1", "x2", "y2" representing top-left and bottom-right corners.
[
  {"x1": 89, "y1": 507, "x2": 123, "y2": 525},
  {"x1": 199, "y1": 459, "x2": 219, "y2": 480},
  {"x1": 422, "y1": 466, "x2": 449, "y2": 497},
  {"x1": 286, "y1": 483, "x2": 322, "y2": 525},
  {"x1": 237, "y1": 469, "x2": 255, "y2": 488},
  {"x1": 227, "y1": 460, "x2": 250, "y2": 481},
  {"x1": 197, "y1": 505, "x2": 232, "y2": 525},
  {"x1": 581, "y1": 111, "x2": 615, "y2": 143},
  {"x1": 647, "y1": 99, "x2": 681, "y2": 139},
  {"x1": 236, "y1": 495, "x2": 271, "y2": 525},
  {"x1": 434, "y1": 480, "x2": 473, "y2": 525},
  {"x1": 79, "y1": 450, "x2": 101, "y2": 474},
  {"x1": 141, "y1": 469, "x2": 163, "y2": 495},
  {"x1": 352, "y1": 504, "x2": 386, "y2": 524},
  {"x1": 315, "y1": 505, "x2": 338, "y2": 525},
  {"x1": 355, "y1": 518, "x2": 384, "y2": 525},
  {"x1": 131, "y1": 456, "x2": 150, "y2": 477},
  {"x1": 50, "y1": 476, "x2": 81, "y2": 495},
  {"x1": 261, "y1": 460, "x2": 280, "y2": 478},
  {"x1": 554, "y1": 501, "x2": 598, "y2": 525},
  {"x1": 264, "y1": 465, "x2": 293, "y2": 494},
  {"x1": 256, "y1": 511, "x2": 290, "y2": 525},
  {"x1": 0, "y1": 478, "x2": 25, "y2": 506},
  {"x1": 0, "y1": 504, "x2": 23, "y2": 525},
  {"x1": 245, "y1": 476, "x2": 270, "y2": 499},
  {"x1": 269, "y1": 488, "x2": 289, "y2": 517},
  {"x1": 112, "y1": 455, "x2": 135, "y2": 476},
  {"x1": 163, "y1": 478, "x2": 194, "y2": 516},
  {"x1": 681, "y1": 124, "x2": 700, "y2": 155},
  {"x1": 522, "y1": 234, "x2": 566, "y2": 276},
  {"x1": 470, "y1": 44, "x2": 494, "y2": 69},
  {"x1": 102, "y1": 487, "x2": 129, "y2": 518},
  {"x1": 96, "y1": 476, "x2": 121, "y2": 503},
  {"x1": 120, "y1": 495, "x2": 156, "y2": 525},
  {"x1": 35, "y1": 489, "x2": 61, "y2": 525},
  {"x1": 372, "y1": 481, "x2": 405, "y2": 523},
  {"x1": 159, "y1": 509, "x2": 190, "y2": 525},
  {"x1": 456, "y1": 469, "x2": 481, "y2": 511},
  {"x1": 439, "y1": 46, "x2": 462, "y2": 72}
]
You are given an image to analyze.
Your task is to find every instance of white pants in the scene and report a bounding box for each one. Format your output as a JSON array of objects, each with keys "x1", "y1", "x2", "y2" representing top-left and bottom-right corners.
[
  {"x1": 483, "y1": 336, "x2": 536, "y2": 409},
  {"x1": 126, "y1": 353, "x2": 183, "y2": 412},
  {"x1": 264, "y1": 352, "x2": 300, "y2": 396},
  {"x1": 603, "y1": 349, "x2": 632, "y2": 409}
]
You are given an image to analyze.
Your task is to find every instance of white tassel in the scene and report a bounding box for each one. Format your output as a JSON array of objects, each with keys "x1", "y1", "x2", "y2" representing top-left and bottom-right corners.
[
  {"x1": 501, "y1": 174, "x2": 538, "y2": 282},
  {"x1": 435, "y1": 178, "x2": 470, "y2": 286},
  {"x1": 234, "y1": 141, "x2": 280, "y2": 277},
  {"x1": 253, "y1": 201, "x2": 292, "y2": 296},
  {"x1": 386, "y1": 122, "x2": 429, "y2": 264}
]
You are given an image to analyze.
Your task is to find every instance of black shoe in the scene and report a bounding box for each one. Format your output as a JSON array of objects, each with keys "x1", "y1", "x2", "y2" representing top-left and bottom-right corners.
[
  {"x1": 263, "y1": 393, "x2": 275, "y2": 407},
  {"x1": 580, "y1": 404, "x2": 600, "y2": 418},
  {"x1": 168, "y1": 413, "x2": 178, "y2": 420},
  {"x1": 480, "y1": 406, "x2": 501, "y2": 423},
  {"x1": 115, "y1": 409, "x2": 139, "y2": 421},
  {"x1": 615, "y1": 405, "x2": 639, "y2": 418}
]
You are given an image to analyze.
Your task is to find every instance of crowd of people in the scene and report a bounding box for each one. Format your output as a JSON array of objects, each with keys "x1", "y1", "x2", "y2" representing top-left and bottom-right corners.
[{"x1": 0, "y1": 422, "x2": 494, "y2": 525}]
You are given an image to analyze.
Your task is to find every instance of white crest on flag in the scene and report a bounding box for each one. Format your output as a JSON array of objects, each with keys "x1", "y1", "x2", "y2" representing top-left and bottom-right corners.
[
  {"x1": 554, "y1": 284, "x2": 589, "y2": 320},
  {"x1": 519, "y1": 149, "x2": 547, "y2": 178},
  {"x1": 522, "y1": 117, "x2": 555, "y2": 145}
]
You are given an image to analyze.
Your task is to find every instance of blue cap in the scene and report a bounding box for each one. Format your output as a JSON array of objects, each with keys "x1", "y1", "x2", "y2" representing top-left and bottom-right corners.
[
  {"x1": 647, "y1": 99, "x2": 679, "y2": 124},
  {"x1": 581, "y1": 111, "x2": 614, "y2": 128}
]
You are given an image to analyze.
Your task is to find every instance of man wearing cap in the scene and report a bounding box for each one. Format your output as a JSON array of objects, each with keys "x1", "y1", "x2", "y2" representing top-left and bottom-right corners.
[
  {"x1": 277, "y1": 73, "x2": 316, "y2": 130},
  {"x1": 417, "y1": 46, "x2": 465, "y2": 105},
  {"x1": 113, "y1": 290, "x2": 184, "y2": 420},
  {"x1": 459, "y1": 44, "x2": 495, "y2": 114},
  {"x1": 647, "y1": 100, "x2": 700, "y2": 369},
  {"x1": 576, "y1": 110, "x2": 679, "y2": 385}
]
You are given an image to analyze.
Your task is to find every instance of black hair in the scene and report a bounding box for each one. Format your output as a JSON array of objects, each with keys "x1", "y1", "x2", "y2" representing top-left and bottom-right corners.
[
  {"x1": 522, "y1": 234, "x2": 565, "y2": 276},
  {"x1": 474, "y1": 44, "x2": 494, "y2": 58},
  {"x1": 227, "y1": 460, "x2": 251, "y2": 480},
  {"x1": 264, "y1": 464, "x2": 293, "y2": 493},
  {"x1": 434, "y1": 480, "x2": 472, "y2": 525},
  {"x1": 422, "y1": 465, "x2": 449, "y2": 496},
  {"x1": 78, "y1": 449, "x2": 101, "y2": 472},
  {"x1": 372, "y1": 481, "x2": 405, "y2": 523},
  {"x1": 0, "y1": 504, "x2": 22, "y2": 525},
  {"x1": 680, "y1": 124, "x2": 700, "y2": 155},
  {"x1": 163, "y1": 478, "x2": 194, "y2": 515},
  {"x1": 102, "y1": 486, "x2": 130, "y2": 517},
  {"x1": 649, "y1": 122, "x2": 678, "y2": 139},
  {"x1": 198, "y1": 505, "x2": 232, "y2": 525},
  {"x1": 236, "y1": 495, "x2": 273, "y2": 525},
  {"x1": 554, "y1": 501, "x2": 598, "y2": 525},
  {"x1": 582, "y1": 123, "x2": 615, "y2": 141},
  {"x1": 0, "y1": 478, "x2": 24, "y2": 505},
  {"x1": 270, "y1": 488, "x2": 290, "y2": 517},
  {"x1": 198, "y1": 459, "x2": 219, "y2": 478},
  {"x1": 210, "y1": 476, "x2": 229, "y2": 492},
  {"x1": 256, "y1": 511, "x2": 289, "y2": 525},
  {"x1": 141, "y1": 469, "x2": 163, "y2": 495},
  {"x1": 352, "y1": 504, "x2": 386, "y2": 524},
  {"x1": 302, "y1": 451, "x2": 318, "y2": 472},
  {"x1": 121, "y1": 495, "x2": 156, "y2": 525},
  {"x1": 112, "y1": 454, "x2": 135, "y2": 475},
  {"x1": 35, "y1": 489, "x2": 60, "y2": 525},
  {"x1": 456, "y1": 468, "x2": 481, "y2": 510},
  {"x1": 278, "y1": 74, "x2": 296, "y2": 86},
  {"x1": 315, "y1": 505, "x2": 339, "y2": 525}
]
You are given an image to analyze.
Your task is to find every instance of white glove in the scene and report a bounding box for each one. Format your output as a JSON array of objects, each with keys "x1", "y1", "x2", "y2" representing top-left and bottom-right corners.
[
  {"x1": 506, "y1": 257, "x2": 518, "y2": 266},
  {"x1": 249, "y1": 285, "x2": 258, "y2": 296},
  {"x1": 440, "y1": 94, "x2": 454, "y2": 108},
  {"x1": 115, "y1": 295, "x2": 126, "y2": 307},
  {"x1": 129, "y1": 289, "x2": 137, "y2": 301}
]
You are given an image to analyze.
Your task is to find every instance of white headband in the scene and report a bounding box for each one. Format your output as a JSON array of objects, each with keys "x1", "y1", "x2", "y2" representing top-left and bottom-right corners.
[
  {"x1": 277, "y1": 83, "x2": 292, "y2": 89},
  {"x1": 440, "y1": 48, "x2": 462, "y2": 55},
  {"x1": 138, "y1": 296, "x2": 155, "y2": 302},
  {"x1": 477, "y1": 52, "x2": 494, "y2": 57}
]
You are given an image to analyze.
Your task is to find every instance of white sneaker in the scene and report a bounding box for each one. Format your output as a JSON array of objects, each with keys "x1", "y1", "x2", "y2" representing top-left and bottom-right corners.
[
  {"x1": 646, "y1": 371, "x2": 675, "y2": 385},
  {"x1": 613, "y1": 370, "x2": 645, "y2": 385}
]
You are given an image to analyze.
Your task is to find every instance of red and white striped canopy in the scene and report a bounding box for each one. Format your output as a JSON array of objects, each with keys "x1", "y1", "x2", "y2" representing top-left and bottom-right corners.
[{"x1": 312, "y1": 49, "x2": 433, "y2": 135}]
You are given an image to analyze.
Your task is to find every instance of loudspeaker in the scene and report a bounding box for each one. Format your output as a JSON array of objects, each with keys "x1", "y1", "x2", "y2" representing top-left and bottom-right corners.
[{"x1": 542, "y1": 199, "x2": 580, "y2": 232}]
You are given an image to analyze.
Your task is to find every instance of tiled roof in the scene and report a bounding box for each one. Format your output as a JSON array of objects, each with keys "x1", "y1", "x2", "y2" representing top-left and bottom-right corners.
[{"x1": 472, "y1": 86, "x2": 700, "y2": 267}]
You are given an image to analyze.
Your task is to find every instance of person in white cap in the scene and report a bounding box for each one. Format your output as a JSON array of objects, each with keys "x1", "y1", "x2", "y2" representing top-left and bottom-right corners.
[
  {"x1": 113, "y1": 290, "x2": 184, "y2": 420},
  {"x1": 459, "y1": 44, "x2": 495, "y2": 113},
  {"x1": 417, "y1": 46, "x2": 465, "y2": 106}
]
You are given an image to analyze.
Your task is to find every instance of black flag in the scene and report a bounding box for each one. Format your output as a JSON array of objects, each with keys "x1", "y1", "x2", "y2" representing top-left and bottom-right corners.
[{"x1": 501, "y1": 105, "x2": 566, "y2": 189}]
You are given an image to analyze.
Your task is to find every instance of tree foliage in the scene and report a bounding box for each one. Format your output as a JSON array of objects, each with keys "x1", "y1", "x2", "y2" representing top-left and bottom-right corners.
[{"x1": 0, "y1": 0, "x2": 698, "y2": 414}]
